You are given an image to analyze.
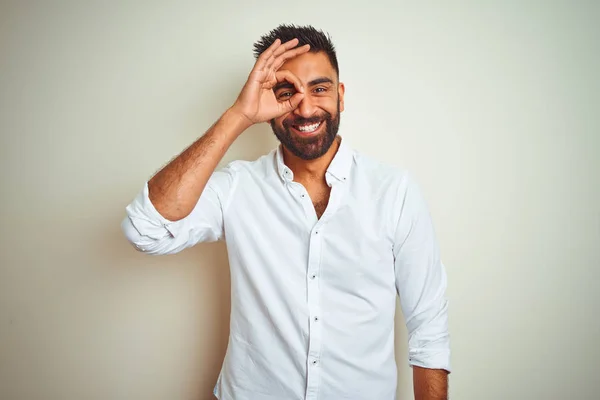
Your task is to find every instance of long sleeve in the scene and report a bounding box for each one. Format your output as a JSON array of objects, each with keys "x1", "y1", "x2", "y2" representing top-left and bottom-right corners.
[
  {"x1": 393, "y1": 172, "x2": 451, "y2": 373},
  {"x1": 121, "y1": 165, "x2": 236, "y2": 255}
]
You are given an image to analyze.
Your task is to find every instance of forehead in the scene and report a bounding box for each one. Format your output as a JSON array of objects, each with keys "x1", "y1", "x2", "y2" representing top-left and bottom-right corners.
[{"x1": 279, "y1": 51, "x2": 336, "y2": 82}]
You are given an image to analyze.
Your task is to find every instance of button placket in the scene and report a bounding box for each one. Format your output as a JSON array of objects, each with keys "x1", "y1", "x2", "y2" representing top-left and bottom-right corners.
[
  {"x1": 304, "y1": 182, "x2": 348, "y2": 400},
  {"x1": 305, "y1": 220, "x2": 323, "y2": 399}
]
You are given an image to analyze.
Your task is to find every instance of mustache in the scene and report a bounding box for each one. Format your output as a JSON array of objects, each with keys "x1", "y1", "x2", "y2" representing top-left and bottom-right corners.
[{"x1": 283, "y1": 113, "x2": 331, "y2": 127}]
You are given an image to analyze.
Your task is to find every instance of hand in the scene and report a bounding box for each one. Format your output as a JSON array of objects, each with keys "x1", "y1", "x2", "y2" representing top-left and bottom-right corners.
[{"x1": 231, "y1": 38, "x2": 310, "y2": 125}]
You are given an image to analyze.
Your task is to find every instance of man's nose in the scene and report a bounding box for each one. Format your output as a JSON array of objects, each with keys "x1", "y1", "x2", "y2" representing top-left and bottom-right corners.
[{"x1": 293, "y1": 95, "x2": 316, "y2": 119}]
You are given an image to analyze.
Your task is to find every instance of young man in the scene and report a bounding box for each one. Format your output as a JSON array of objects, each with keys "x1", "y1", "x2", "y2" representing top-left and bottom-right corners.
[{"x1": 122, "y1": 24, "x2": 451, "y2": 400}]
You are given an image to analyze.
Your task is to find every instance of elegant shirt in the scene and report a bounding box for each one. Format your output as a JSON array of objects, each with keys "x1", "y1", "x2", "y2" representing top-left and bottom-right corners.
[{"x1": 121, "y1": 137, "x2": 451, "y2": 400}]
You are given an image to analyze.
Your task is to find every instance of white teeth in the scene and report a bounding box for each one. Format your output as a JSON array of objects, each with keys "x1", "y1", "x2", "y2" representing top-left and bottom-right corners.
[{"x1": 297, "y1": 122, "x2": 321, "y2": 132}]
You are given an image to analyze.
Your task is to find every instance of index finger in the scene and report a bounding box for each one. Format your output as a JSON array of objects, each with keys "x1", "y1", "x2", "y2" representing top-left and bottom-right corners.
[{"x1": 274, "y1": 70, "x2": 305, "y2": 94}]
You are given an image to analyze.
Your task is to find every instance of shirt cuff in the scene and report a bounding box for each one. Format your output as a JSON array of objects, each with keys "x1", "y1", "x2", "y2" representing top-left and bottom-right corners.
[
  {"x1": 125, "y1": 182, "x2": 190, "y2": 239},
  {"x1": 408, "y1": 332, "x2": 451, "y2": 373}
]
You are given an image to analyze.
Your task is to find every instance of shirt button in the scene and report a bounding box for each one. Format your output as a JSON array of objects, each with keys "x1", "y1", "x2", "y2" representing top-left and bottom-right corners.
[
  {"x1": 312, "y1": 359, "x2": 318, "y2": 365},
  {"x1": 301, "y1": 194, "x2": 305, "y2": 198},
  {"x1": 314, "y1": 316, "x2": 319, "y2": 321},
  {"x1": 310, "y1": 274, "x2": 316, "y2": 279}
]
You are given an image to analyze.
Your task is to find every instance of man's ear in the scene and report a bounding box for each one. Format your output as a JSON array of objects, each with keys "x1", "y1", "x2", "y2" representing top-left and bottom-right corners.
[{"x1": 338, "y1": 82, "x2": 345, "y2": 112}]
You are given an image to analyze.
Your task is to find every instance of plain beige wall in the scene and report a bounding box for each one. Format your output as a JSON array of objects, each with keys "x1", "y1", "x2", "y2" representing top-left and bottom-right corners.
[{"x1": 1, "y1": 1, "x2": 599, "y2": 399}]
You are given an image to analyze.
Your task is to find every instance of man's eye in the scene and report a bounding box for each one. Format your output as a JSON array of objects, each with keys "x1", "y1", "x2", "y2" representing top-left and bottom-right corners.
[
  {"x1": 314, "y1": 87, "x2": 326, "y2": 93},
  {"x1": 278, "y1": 92, "x2": 293, "y2": 99}
]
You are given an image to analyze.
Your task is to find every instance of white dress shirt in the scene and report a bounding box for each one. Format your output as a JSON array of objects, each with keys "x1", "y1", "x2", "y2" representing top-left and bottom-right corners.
[{"x1": 122, "y1": 137, "x2": 451, "y2": 400}]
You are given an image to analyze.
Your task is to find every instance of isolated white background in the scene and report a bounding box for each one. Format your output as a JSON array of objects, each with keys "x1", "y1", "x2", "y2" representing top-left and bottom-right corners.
[{"x1": 1, "y1": 1, "x2": 598, "y2": 399}]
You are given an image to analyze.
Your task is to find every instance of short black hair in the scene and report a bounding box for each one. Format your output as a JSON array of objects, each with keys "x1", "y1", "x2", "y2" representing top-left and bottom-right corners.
[{"x1": 253, "y1": 24, "x2": 339, "y2": 77}]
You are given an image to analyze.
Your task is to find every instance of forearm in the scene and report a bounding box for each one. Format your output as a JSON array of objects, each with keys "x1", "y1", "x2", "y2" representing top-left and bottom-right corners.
[
  {"x1": 148, "y1": 107, "x2": 250, "y2": 221},
  {"x1": 413, "y1": 366, "x2": 448, "y2": 400}
]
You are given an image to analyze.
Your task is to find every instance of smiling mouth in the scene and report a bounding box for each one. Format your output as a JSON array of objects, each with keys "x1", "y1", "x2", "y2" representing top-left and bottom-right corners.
[{"x1": 291, "y1": 120, "x2": 323, "y2": 135}]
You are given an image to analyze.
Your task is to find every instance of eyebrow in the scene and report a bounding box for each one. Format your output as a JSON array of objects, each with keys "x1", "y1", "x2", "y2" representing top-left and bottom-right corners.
[
  {"x1": 273, "y1": 76, "x2": 335, "y2": 92},
  {"x1": 308, "y1": 77, "x2": 334, "y2": 86}
]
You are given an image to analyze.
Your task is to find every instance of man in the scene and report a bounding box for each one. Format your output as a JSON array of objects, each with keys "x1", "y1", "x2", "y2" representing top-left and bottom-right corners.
[{"x1": 122, "y1": 24, "x2": 451, "y2": 400}]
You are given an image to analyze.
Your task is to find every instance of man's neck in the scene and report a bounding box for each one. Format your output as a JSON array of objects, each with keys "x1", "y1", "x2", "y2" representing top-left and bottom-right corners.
[{"x1": 282, "y1": 136, "x2": 341, "y2": 183}]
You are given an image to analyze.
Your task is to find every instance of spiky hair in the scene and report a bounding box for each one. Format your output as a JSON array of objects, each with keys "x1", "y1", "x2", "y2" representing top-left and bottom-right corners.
[{"x1": 253, "y1": 24, "x2": 339, "y2": 76}]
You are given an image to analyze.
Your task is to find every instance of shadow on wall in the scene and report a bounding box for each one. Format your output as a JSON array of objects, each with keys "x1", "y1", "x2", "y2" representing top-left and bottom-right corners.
[
  {"x1": 98, "y1": 127, "x2": 278, "y2": 399},
  {"x1": 75, "y1": 200, "x2": 228, "y2": 398}
]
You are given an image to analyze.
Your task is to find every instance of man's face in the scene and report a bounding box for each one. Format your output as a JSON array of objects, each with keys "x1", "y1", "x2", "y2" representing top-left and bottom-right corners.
[{"x1": 270, "y1": 51, "x2": 345, "y2": 160}]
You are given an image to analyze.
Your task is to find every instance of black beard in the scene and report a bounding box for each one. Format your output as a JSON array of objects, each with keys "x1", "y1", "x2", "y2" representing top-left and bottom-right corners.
[{"x1": 270, "y1": 100, "x2": 341, "y2": 161}]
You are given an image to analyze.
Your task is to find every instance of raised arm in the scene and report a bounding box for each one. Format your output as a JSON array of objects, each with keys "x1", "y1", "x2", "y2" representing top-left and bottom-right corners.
[
  {"x1": 149, "y1": 38, "x2": 310, "y2": 221},
  {"x1": 122, "y1": 38, "x2": 310, "y2": 254}
]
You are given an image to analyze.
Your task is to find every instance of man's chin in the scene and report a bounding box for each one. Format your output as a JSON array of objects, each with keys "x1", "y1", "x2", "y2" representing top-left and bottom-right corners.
[{"x1": 290, "y1": 135, "x2": 335, "y2": 160}]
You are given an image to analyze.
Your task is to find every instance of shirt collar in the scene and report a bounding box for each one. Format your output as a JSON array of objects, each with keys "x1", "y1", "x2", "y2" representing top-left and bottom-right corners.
[{"x1": 275, "y1": 136, "x2": 353, "y2": 184}]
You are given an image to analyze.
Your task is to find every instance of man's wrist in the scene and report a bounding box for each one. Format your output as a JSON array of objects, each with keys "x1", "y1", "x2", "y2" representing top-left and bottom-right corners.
[{"x1": 225, "y1": 106, "x2": 254, "y2": 133}]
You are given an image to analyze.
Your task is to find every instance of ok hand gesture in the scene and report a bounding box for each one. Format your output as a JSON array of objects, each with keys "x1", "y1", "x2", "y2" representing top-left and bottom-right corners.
[{"x1": 232, "y1": 38, "x2": 310, "y2": 125}]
